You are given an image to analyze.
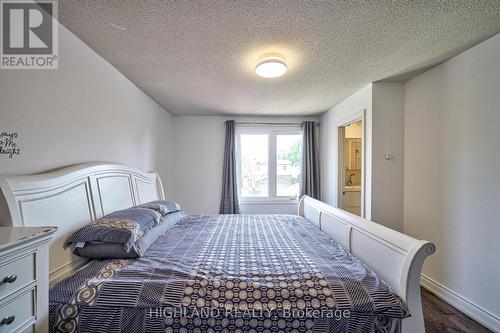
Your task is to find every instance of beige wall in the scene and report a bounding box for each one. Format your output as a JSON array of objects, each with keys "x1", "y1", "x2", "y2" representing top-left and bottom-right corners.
[
  {"x1": 0, "y1": 22, "x2": 174, "y2": 197},
  {"x1": 404, "y1": 34, "x2": 500, "y2": 330},
  {"x1": 344, "y1": 122, "x2": 362, "y2": 138}
]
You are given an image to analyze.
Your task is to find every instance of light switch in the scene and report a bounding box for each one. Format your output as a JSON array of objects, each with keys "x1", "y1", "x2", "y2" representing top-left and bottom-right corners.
[{"x1": 385, "y1": 153, "x2": 393, "y2": 160}]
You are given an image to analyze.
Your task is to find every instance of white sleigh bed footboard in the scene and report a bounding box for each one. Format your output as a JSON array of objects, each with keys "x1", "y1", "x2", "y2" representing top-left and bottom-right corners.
[{"x1": 298, "y1": 196, "x2": 435, "y2": 333}]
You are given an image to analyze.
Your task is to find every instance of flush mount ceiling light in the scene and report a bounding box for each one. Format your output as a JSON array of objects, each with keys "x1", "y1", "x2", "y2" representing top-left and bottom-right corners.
[
  {"x1": 109, "y1": 23, "x2": 126, "y2": 31},
  {"x1": 255, "y1": 54, "x2": 287, "y2": 78}
]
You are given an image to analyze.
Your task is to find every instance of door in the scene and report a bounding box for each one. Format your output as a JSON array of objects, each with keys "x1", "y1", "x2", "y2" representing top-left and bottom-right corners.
[{"x1": 338, "y1": 120, "x2": 364, "y2": 217}]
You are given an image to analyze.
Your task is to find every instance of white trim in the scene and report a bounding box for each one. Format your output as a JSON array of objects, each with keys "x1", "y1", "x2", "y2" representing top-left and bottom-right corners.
[
  {"x1": 236, "y1": 124, "x2": 301, "y2": 132},
  {"x1": 240, "y1": 200, "x2": 299, "y2": 205},
  {"x1": 337, "y1": 126, "x2": 345, "y2": 210},
  {"x1": 421, "y1": 274, "x2": 500, "y2": 333},
  {"x1": 336, "y1": 110, "x2": 366, "y2": 218},
  {"x1": 337, "y1": 110, "x2": 365, "y2": 128},
  {"x1": 269, "y1": 133, "x2": 277, "y2": 198},
  {"x1": 236, "y1": 125, "x2": 302, "y2": 202},
  {"x1": 49, "y1": 257, "x2": 88, "y2": 285}
]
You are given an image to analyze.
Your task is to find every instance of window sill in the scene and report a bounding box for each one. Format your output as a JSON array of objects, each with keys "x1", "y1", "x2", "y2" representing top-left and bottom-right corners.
[{"x1": 240, "y1": 200, "x2": 299, "y2": 205}]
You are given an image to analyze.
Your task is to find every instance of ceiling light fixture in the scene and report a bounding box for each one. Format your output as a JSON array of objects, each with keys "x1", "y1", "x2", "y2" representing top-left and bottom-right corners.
[
  {"x1": 255, "y1": 54, "x2": 287, "y2": 78},
  {"x1": 110, "y1": 23, "x2": 126, "y2": 31}
]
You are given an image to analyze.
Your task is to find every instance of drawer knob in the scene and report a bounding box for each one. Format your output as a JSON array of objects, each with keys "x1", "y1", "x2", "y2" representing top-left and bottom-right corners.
[
  {"x1": 2, "y1": 275, "x2": 17, "y2": 284},
  {"x1": 0, "y1": 315, "x2": 15, "y2": 326}
]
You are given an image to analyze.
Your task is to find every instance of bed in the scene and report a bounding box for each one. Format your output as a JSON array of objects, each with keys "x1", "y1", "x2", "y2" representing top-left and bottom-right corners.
[{"x1": 0, "y1": 163, "x2": 435, "y2": 333}]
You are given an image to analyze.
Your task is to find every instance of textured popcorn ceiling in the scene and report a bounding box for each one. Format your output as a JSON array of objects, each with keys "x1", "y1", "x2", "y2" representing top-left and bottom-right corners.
[{"x1": 58, "y1": 1, "x2": 500, "y2": 115}]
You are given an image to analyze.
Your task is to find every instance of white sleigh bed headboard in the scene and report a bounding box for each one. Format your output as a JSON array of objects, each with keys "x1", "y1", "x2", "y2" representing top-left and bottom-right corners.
[
  {"x1": 0, "y1": 163, "x2": 165, "y2": 282},
  {"x1": 299, "y1": 195, "x2": 435, "y2": 333}
]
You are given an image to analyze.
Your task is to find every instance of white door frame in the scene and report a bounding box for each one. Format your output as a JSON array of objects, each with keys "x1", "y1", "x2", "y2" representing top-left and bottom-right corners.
[{"x1": 336, "y1": 110, "x2": 366, "y2": 218}]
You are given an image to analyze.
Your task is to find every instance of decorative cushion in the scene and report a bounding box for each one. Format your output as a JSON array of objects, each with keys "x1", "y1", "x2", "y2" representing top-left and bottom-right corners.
[
  {"x1": 74, "y1": 211, "x2": 186, "y2": 259},
  {"x1": 139, "y1": 200, "x2": 181, "y2": 216},
  {"x1": 64, "y1": 207, "x2": 163, "y2": 252}
]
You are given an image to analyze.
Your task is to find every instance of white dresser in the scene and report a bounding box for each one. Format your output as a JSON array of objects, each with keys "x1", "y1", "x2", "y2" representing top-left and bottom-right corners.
[{"x1": 0, "y1": 227, "x2": 56, "y2": 333}]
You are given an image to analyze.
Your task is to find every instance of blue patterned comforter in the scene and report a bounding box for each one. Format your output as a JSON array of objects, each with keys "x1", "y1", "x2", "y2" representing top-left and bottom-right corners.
[{"x1": 50, "y1": 214, "x2": 409, "y2": 333}]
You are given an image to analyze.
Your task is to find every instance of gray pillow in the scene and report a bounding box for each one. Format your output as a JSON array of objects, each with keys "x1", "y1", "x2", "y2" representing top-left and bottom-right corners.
[
  {"x1": 139, "y1": 200, "x2": 181, "y2": 215},
  {"x1": 64, "y1": 207, "x2": 163, "y2": 252},
  {"x1": 74, "y1": 211, "x2": 186, "y2": 259}
]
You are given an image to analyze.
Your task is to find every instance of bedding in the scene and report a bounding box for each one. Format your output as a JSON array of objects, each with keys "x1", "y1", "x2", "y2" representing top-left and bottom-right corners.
[
  {"x1": 50, "y1": 214, "x2": 409, "y2": 333},
  {"x1": 64, "y1": 207, "x2": 163, "y2": 252},
  {"x1": 74, "y1": 211, "x2": 186, "y2": 259},
  {"x1": 139, "y1": 200, "x2": 182, "y2": 215}
]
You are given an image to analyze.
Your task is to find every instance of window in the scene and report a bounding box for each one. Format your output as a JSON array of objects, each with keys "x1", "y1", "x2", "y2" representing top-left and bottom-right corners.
[
  {"x1": 240, "y1": 134, "x2": 268, "y2": 197},
  {"x1": 237, "y1": 126, "x2": 302, "y2": 201},
  {"x1": 276, "y1": 134, "x2": 302, "y2": 197}
]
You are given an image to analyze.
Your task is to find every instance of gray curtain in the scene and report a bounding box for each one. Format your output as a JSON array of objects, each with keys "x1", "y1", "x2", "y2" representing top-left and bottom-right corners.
[
  {"x1": 300, "y1": 121, "x2": 321, "y2": 199},
  {"x1": 219, "y1": 120, "x2": 240, "y2": 214}
]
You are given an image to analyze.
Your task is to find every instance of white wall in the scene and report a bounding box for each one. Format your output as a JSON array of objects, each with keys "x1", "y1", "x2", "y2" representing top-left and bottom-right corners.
[
  {"x1": 2, "y1": 17, "x2": 497, "y2": 329},
  {"x1": 0, "y1": 23, "x2": 174, "y2": 196},
  {"x1": 320, "y1": 84, "x2": 372, "y2": 212},
  {"x1": 404, "y1": 34, "x2": 500, "y2": 330},
  {"x1": 171, "y1": 115, "x2": 318, "y2": 214},
  {"x1": 171, "y1": 116, "x2": 224, "y2": 214},
  {"x1": 371, "y1": 83, "x2": 405, "y2": 231},
  {"x1": 320, "y1": 83, "x2": 404, "y2": 231}
]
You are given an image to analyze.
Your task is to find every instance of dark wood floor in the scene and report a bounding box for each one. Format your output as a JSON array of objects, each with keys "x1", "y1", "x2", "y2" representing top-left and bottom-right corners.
[{"x1": 422, "y1": 288, "x2": 492, "y2": 333}]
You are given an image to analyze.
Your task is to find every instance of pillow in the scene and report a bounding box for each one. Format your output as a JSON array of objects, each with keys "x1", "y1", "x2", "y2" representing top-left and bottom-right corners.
[
  {"x1": 64, "y1": 207, "x2": 163, "y2": 252},
  {"x1": 139, "y1": 200, "x2": 181, "y2": 216},
  {"x1": 74, "y1": 211, "x2": 186, "y2": 259}
]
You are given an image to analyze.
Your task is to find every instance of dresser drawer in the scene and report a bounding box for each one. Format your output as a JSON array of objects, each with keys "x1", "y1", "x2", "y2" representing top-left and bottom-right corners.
[
  {"x1": 0, "y1": 254, "x2": 35, "y2": 301},
  {"x1": 0, "y1": 289, "x2": 35, "y2": 333}
]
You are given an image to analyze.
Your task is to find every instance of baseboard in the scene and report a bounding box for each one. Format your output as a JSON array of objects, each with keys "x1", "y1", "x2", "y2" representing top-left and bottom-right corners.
[
  {"x1": 421, "y1": 274, "x2": 500, "y2": 332},
  {"x1": 49, "y1": 257, "x2": 88, "y2": 286}
]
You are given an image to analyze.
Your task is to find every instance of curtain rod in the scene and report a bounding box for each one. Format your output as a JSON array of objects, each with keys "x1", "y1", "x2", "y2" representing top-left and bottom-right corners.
[{"x1": 234, "y1": 121, "x2": 320, "y2": 126}]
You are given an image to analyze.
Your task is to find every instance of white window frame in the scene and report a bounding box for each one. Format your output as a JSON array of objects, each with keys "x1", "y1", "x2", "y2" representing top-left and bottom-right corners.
[{"x1": 236, "y1": 125, "x2": 302, "y2": 203}]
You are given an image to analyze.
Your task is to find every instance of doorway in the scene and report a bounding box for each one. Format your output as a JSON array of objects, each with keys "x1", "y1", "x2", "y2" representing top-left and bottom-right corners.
[{"x1": 338, "y1": 120, "x2": 364, "y2": 217}]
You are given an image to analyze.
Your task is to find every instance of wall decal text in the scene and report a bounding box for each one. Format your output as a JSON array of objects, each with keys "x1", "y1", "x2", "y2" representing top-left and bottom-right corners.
[{"x1": 0, "y1": 132, "x2": 21, "y2": 158}]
